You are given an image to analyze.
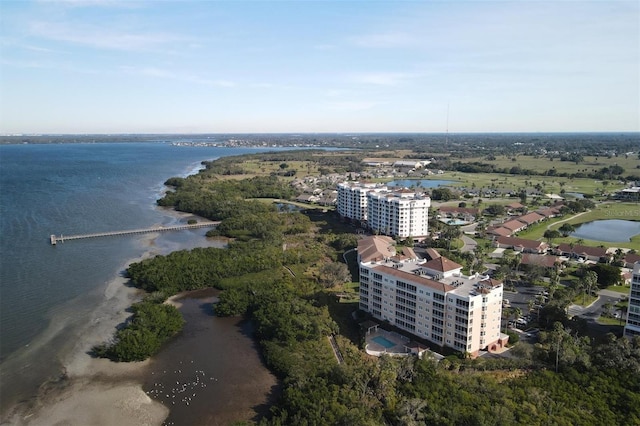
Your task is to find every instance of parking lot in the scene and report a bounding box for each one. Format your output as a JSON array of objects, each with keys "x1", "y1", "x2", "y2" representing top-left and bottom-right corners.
[{"x1": 504, "y1": 283, "x2": 546, "y2": 329}]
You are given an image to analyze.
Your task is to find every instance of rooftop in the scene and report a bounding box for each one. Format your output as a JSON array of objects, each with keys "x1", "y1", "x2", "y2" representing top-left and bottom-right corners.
[{"x1": 371, "y1": 258, "x2": 501, "y2": 297}]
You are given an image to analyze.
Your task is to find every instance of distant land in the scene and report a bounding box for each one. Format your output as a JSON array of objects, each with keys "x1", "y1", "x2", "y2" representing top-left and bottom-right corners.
[{"x1": 1, "y1": 132, "x2": 639, "y2": 151}]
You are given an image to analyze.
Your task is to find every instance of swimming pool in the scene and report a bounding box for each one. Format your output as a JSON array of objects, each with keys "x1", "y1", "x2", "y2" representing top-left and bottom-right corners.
[
  {"x1": 439, "y1": 218, "x2": 470, "y2": 226},
  {"x1": 372, "y1": 335, "x2": 396, "y2": 349}
]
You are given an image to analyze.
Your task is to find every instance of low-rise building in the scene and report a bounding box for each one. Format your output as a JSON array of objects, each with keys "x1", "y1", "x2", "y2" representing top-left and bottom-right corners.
[
  {"x1": 501, "y1": 219, "x2": 528, "y2": 233},
  {"x1": 495, "y1": 236, "x2": 549, "y2": 253},
  {"x1": 516, "y1": 212, "x2": 545, "y2": 226},
  {"x1": 555, "y1": 243, "x2": 610, "y2": 262},
  {"x1": 521, "y1": 253, "x2": 561, "y2": 269}
]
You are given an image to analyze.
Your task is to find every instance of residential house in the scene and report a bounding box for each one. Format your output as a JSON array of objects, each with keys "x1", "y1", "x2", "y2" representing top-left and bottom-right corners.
[
  {"x1": 486, "y1": 226, "x2": 513, "y2": 238},
  {"x1": 624, "y1": 253, "x2": 640, "y2": 269},
  {"x1": 521, "y1": 253, "x2": 561, "y2": 269},
  {"x1": 438, "y1": 206, "x2": 480, "y2": 222},
  {"x1": 555, "y1": 243, "x2": 610, "y2": 262},
  {"x1": 500, "y1": 219, "x2": 528, "y2": 234},
  {"x1": 516, "y1": 212, "x2": 545, "y2": 226},
  {"x1": 495, "y1": 236, "x2": 549, "y2": 253}
]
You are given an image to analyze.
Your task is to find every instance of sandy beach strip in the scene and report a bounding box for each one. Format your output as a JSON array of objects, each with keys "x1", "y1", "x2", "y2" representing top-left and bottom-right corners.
[
  {"x1": 3, "y1": 227, "x2": 276, "y2": 426},
  {"x1": 2, "y1": 235, "x2": 165, "y2": 425}
]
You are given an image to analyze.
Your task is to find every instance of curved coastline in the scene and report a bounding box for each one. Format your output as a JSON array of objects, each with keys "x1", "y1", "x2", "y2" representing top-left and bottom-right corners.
[
  {"x1": 3, "y1": 228, "x2": 278, "y2": 426},
  {"x1": 1, "y1": 169, "x2": 275, "y2": 425}
]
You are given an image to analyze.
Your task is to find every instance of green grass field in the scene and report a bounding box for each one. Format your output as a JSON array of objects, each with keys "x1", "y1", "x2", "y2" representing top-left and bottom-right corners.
[
  {"x1": 439, "y1": 170, "x2": 626, "y2": 197},
  {"x1": 464, "y1": 153, "x2": 639, "y2": 179},
  {"x1": 606, "y1": 285, "x2": 631, "y2": 294},
  {"x1": 597, "y1": 316, "x2": 625, "y2": 326}
]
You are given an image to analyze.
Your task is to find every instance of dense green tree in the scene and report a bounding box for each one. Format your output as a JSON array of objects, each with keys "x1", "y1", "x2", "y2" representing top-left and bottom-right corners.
[
  {"x1": 431, "y1": 187, "x2": 454, "y2": 201},
  {"x1": 543, "y1": 229, "x2": 561, "y2": 244},
  {"x1": 589, "y1": 263, "x2": 623, "y2": 288},
  {"x1": 93, "y1": 301, "x2": 184, "y2": 361},
  {"x1": 319, "y1": 262, "x2": 352, "y2": 288},
  {"x1": 483, "y1": 204, "x2": 505, "y2": 216},
  {"x1": 559, "y1": 223, "x2": 575, "y2": 237}
]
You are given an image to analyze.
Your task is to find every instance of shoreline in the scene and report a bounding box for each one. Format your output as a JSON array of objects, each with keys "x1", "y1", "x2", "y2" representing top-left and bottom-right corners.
[
  {"x1": 2, "y1": 233, "x2": 166, "y2": 425},
  {"x1": 2, "y1": 234, "x2": 277, "y2": 426},
  {"x1": 1, "y1": 157, "x2": 270, "y2": 426}
]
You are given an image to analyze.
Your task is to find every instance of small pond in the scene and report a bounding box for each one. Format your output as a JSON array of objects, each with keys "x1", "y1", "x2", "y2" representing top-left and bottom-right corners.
[
  {"x1": 570, "y1": 219, "x2": 640, "y2": 242},
  {"x1": 564, "y1": 192, "x2": 584, "y2": 199},
  {"x1": 387, "y1": 179, "x2": 453, "y2": 188},
  {"x1": 274, "y1": 202, "x2": 304, "y2": 212}
]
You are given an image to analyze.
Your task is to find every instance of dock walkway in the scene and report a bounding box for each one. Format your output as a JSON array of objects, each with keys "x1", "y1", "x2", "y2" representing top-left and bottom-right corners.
[{"x1": 50, "y1": 222, "x2": 219, "y2": 245}]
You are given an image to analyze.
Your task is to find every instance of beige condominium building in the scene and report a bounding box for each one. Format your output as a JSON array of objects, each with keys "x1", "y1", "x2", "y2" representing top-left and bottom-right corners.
[
  {"x1": 358, "y1": 236, "x2": 508, "y2": 357},
  {"x1": 337, "y1": 182, "x2": 430, "y2": 242},
  {"x1": 624, "y1": 262, "x2": 640, "y2": 338}
]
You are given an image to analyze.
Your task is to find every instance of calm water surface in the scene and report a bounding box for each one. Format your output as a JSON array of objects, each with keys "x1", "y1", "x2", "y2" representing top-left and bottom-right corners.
[
  {"x1": 387, "y1": 179, "x2": 453, "y2": 188},
  {"x1": 0, "y1": 142, "x2": 282, "y2": 414},
  {"x1": 570, "y1": 219, "x2": 640, "y2": 242}
]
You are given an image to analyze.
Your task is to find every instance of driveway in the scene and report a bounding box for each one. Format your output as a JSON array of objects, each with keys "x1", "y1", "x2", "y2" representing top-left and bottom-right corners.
[
  {"x1": 567, "y1": 289, "x2": 626, "y2": 320},
  {"x1": 461, "y1": 235, "x2": 477, "y2": 253}
]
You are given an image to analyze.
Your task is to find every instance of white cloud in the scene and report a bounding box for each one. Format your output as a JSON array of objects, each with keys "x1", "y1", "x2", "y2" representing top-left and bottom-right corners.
[
  {"x1": 119, "y1": 65, "x2": 236, "y2": 88},
  {"x1": 29, "y1": 21, "x2": 189, "y2": 52},
  {"x1": 349, "y1": 32, "x2": 416, "y2": 48},
  {"x1": 37, "y1": 0, "x2": 141, "y2": 8},
  {"x1": 349, "y1": 71, "x2": 415, "y2": 86},
  {"x1": 323, "y1": 101, "x2": 379, "y2": 111}
]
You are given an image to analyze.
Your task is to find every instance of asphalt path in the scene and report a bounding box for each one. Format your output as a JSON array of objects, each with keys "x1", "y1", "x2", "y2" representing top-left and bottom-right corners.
[
  {"x1": 567, "y1": 289, "x2": 626, "y2": 320},
  {"x1": 460, "y1": 235, "x2": 477, "y2": 253}
]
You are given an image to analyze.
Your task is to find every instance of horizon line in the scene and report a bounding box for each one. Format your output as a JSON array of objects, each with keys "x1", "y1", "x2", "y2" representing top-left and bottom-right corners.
[{"x1": 2, "y1": 130, "x2": 639, "y2": 137}]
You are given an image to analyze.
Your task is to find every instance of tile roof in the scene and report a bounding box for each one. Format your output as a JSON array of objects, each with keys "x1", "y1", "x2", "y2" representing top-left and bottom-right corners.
[
  {"x1": 501, "y1": 220, "x2": 527, "y2": 231},
  {"x1": 358, "y1": 235, "x2": 396, "y2": 263},
  {"x1": 624, "y1": 253, "x2": 640, "y2": 264},
  {"x1": 496, "y1": 236, "x2": 548, "y2": 251},
  {"x1": 521, "y1": 254, "x2": 560, "y2": 268},
  {"x1": 424, "y1": 248, "x2": 441, "y2": 260},
  {"x1": 517, "y1": 212, "x2": 545, "y2": 225},
  {"x1": 423, "y1": 256, "x2": 463, "y2": 272},
  {"x1": 556, "y1": 243, "x2": 608, "y2": 258},
  {"x1": 487, "y1": 227, "x2": 513, "y2": 237}
]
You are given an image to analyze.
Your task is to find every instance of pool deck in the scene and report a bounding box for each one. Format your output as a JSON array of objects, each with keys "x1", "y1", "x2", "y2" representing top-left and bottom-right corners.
[{"x1": 365, "y1": 330, "x2": 411, "y2": 356}]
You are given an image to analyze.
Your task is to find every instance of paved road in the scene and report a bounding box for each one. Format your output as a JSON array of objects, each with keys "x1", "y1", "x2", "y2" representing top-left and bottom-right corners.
[
  {"x1": 567, "y1": 289, "x2": 626, "y2": 319},
  {"x1": 461, "y1": 235, "x2": 477, "y2": 253}
]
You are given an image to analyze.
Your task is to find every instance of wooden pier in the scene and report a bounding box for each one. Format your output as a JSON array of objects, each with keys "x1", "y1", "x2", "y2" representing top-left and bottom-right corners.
[{"x1": 50, "y1": 222, "x2": 219, "y2": 245}]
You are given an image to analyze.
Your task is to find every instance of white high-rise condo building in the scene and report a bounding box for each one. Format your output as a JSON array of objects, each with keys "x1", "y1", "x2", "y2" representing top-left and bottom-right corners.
[
  {"x1": 357, "y1": 236, "x2": 508, "y2": 357},
  {"x1": 624, "y1": 262, "x2": 640, "y2": 338},
  {"x1": 336, "y1": 182, "x2": 384, "y2": 222},
  {"x1": 337, "y1": 182, "x2": 430, "y2": 242}
]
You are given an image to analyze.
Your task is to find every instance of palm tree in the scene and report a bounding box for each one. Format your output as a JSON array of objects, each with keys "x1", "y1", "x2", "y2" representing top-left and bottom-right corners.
[
  {"x1": 613, "y1": 248, "x2": 624, "y2": 265},
  {"x1": 580, "y1": 271, "x2": 598, "y2": 306}
]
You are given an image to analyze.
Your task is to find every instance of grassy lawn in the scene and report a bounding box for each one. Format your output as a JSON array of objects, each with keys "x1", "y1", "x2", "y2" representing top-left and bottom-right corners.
[
  {"x1": 606, "y1": 285, "x2": 631, "y2": 294},
  {"x1": 439, "y1": 170, "x2": 626, "y2": 197},
  {"x1": 572, "y1": 294, "x2": 598, "y2": 307},
  {"x1": 596, "y1": 316, "x2": 626, "y2": 326},
  {"x1": 462, "y1": 153, "x2": 637, "y2": 188}
]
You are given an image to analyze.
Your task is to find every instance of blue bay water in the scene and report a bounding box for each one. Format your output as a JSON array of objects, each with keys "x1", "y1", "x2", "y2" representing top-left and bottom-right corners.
[{"x1": 0, "y1": 142, "x2": 278, "y2": 412}]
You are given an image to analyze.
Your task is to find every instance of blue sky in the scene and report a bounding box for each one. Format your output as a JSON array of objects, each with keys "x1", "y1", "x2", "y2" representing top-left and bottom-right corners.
[{"x1": 0, "y1": 0, "x2": 638, "y2": 134}]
